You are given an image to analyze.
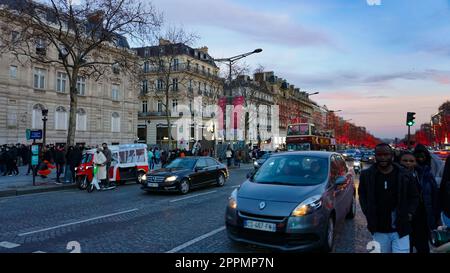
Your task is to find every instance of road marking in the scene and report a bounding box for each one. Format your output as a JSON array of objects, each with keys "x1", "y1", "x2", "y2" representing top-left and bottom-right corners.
[
  {"x1": 169, "y1": 191, "x2": 217, "y2": 203},
  {"x1": 18, "y1": 208, "x2": 139, "y2": 236},
  {"x1": 33, "y1": 251, "x2": 46, "y2": 253},
  {"x1": 230, "y1": 185, "x2": 240, "y2": 188},
  {"x1": 165, "y1": 226, "x2": 226, "y2": 253},
  {"x1": 0, "y1": 241, "x2": 20, "y2": 248}
]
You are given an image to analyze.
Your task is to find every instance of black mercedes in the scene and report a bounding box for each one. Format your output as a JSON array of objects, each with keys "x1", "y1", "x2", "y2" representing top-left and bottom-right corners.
[{"x1": 141, "y1": 157, "x2": 229, "y2": 194}]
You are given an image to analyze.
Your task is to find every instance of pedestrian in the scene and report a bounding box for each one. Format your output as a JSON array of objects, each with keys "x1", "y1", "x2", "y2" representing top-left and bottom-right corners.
[
  {"x1": 93, "y1": 147, "x2": 107, "y2": 188},
  {"x1": 0, "y1": 147, "x2": 5, "y2": 175},
  {"x1": 226, "y1": 148, "x2": 232, "y2": 167},
  {"x1": 160, "y1": 149, "x2": 167, "y2": 167},
  {"x1": 179, "y1": 149, "x2": 186, "y2": 158},
  {"x1": 440, "y1": 156, "x2": 450, "y2": 227},
  {"x1": 67, "y1": 146, "x2": 82, "y2": 183},
  {"x1": 358, "y1": 143, "x2": 419, "y2": 253},
  {"x1": 102, "y1": 143, "x2": 112, "y2": 187},
  {"x1": 54, "y1": 145, "x2": 66, "y2": 184},
  {"x1": 399, "y1": 152, "x2": 440, "y2": 253},
  {"x1": 154, "y1": 147, "x2": 160, "y2": 165},
  {"x1": 64, "y1": 146, "x2": 74, "y2": 183},
  {"x1": 235, "y1": 150, "x2": 242, "y2": 168},
  {"x1": 148, "y1": 148, "x2": 154, "y2": 170},
  {"x1": 413, "y1": 144, "x2": 444, "y2": 184}
]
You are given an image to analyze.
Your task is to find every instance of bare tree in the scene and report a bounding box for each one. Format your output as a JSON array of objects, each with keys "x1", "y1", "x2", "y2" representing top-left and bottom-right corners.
[
  {"x1": 0, "y1": 0, "x2": 161, "y2": 147},
  {"x1": 141, "y1": 27, "x2": 199, "y2": 149}
]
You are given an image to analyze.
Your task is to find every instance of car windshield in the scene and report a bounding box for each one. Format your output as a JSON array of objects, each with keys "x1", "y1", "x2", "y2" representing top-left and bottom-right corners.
[
  {"x1": 252, "y1": 155, "x2": 329, "y2": 186},
  {"x1": 165, "y1": 158, "x2": 196, "y2": 169},
  {"x1": 81, "y1": 153, "x2": 93, "y2": 164}
]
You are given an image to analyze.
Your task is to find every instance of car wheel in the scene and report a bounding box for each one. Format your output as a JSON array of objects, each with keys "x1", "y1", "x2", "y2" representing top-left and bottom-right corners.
[
  {"x1": 179, "y1": 179, "x2": 190, "y2": 195},
  {"x1": 322, "y1": 216, "x2": 335, "y2": 252},
  {"x1": 216, "y1": 173, "x2": 225, "y2": 187},
  {"x1": 346, "y1": 195, "x2": 356, "y2": 219},
  {"x1": 137, "y1": 171, "x2": 146, "y2": 184}
]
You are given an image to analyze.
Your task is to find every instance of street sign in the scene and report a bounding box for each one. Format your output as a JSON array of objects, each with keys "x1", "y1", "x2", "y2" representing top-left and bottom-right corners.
[
  {"x1": 26, "y1": 129, "x2": 31, "y2": 140},
  {"x1": 31, "y1": 145, "x2": 39, "y2": 155},
  {"x1": 30, "y1": 130, "x2": 43, "y2": 140},
  {"x1": 31, "y1": 155, "x2": 39, "y2": 166}
]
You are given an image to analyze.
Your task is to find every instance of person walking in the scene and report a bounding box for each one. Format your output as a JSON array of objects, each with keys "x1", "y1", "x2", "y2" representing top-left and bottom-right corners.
[
  {"x1": 54, "y1": 145, "x2": 66, "y2": 184},
  {"x1": 226, "y1": 148, "x2": 233, "y2": 167},
  {"x1": 148, "y1": 148, "x2": 154, "y2": 170},
  {"x1": 154, "y1": 148, "x2": 160, "y2": 165},
  {"x1": 102, "y1": 143, "x2": 112, "y2": 187},
  {"x1": 399, "y1": 152, "x2": 440, "y2": 253},
  {"x1": 358, "y1": 143, "x2": 419, "y2": 253},
  {"x1": 93, "y1": 147, "x2": 107, "y2": 188},
  {"x1": 235, "y1": 150, "x2": 242, "y2": 168}
]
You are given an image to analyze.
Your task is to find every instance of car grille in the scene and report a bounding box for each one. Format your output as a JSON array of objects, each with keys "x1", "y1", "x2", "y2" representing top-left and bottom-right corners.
[
  {"x1": 147, "y1": 175, "x2": 165, "y2": 183},
  {"x1": 238, "y1": 211, "x2": 286, "y2": 222}
]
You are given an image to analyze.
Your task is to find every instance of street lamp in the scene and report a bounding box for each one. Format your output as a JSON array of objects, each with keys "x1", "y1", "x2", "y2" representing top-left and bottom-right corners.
[
  {"x1": 41, "y1": 108, "x2": 48, "y2": 146},
  {"x1": 306, "y1": 91, "x2": 319, "y2": 96},
  {"x1": 213, "y1": 48, "x2": 263, "y2": 142}
]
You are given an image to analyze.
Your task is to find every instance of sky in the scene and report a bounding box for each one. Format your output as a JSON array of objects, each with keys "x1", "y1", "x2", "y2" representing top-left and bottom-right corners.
[{"x1": 144, "y1": 0, "x2": 450, "y2": 139}]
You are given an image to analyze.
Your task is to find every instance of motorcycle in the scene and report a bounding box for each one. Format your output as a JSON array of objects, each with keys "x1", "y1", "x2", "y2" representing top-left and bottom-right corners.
[
  {"x1": 87, "y1": 165, "x2": 116, "y2": 193},
  {"x1": 353, "y1": 160, "x2": 362, "y2": 175}
]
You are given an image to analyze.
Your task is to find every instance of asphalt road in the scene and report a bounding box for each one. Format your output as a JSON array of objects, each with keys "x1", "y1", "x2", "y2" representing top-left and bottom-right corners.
[{"x1": 0, "y1": 163, "x2": 372, "y2": 253}]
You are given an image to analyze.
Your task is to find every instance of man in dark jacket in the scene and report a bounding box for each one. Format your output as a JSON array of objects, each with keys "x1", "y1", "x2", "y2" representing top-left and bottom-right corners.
[
  {"x1": 441, "y1": 156, "x2": 450, "y2": 227},
  {"x1": 102, "y1": 143, "x2": 112, "y2": 187},
  {"x1": 359, "y1": 143, "x2": 419, "y2": 253},
  {"x1": 54, "y1": 145, "x2": 66, "y2": 184}
]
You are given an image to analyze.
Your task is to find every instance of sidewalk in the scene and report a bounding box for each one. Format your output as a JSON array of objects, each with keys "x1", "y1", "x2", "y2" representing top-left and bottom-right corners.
[{"x1": 0, "y1": 165, "x2": 76, "y2": 197}]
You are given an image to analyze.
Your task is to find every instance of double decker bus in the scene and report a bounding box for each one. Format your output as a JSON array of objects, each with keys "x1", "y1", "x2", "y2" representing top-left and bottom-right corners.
[{"x1": 286, "y1": 123, "x2": 336, "y2": 151}]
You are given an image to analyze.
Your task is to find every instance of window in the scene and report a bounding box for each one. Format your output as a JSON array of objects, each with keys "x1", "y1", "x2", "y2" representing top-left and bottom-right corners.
[
  {"x1": 10, "y1": 66, "x2": 17, "y2": 79},
  {"x1": 204, "y1": 82, "x2": 207, "y2": 92},
  {"x1": 111, "y1": 112, "x2": 120, "y2": 132},
  {"x1": 196, "y1": 158, "x2": 208, "y2": 168},
  {"x1": 112, "y1": 84, "x2": 120, "y2": 100},
  {"x1": 172, "y1": 99, "x2": 178, "y2": 113},
  {"x1": 207, "y1": 68, "x2": 210, "y2": 75},
  {"x1": 32, "y1": 104, "x2": 44, "y2": 129},
  {"x1": 58, "y1": 45, "x2": 68, "y2": 60},
  {"x1": 55, "y1": 106, "x2": 68, "y2": 130},
  {"x1": 206, "y1": 158, "x2": 218, "y2": 167},
  {"x1": 35, "y1": 38, "x2": 46, "y2": 55},
  {"x1": 76, "y1": 108, "x2": 87, "y2": 131},
  {"x1": 187, "y1": 60, "x2": 191, "y2": 70},
  {"x1": 142, "y1": 80, "x2": 148, "y2": 93},
  {"x1": 157, "y1": 100, "x2": 162, "y2": 112},
  {"x1": 173, "y1": 59, "x2": 179, "y2": 71},
  {"x1": 33, "y1": 68, "x2": 46, "y2": 89},
  {"x1": 142, "y1": 100, "x2": 148, "y2": 113},
  {"x1": 172, "y1": 78, "x2": 178, "y2": 91},
  {"x1": 189, "y1": 79, "x2": 193, "y2": 89},
  {"x1": 159, "y1": 60, "x2": 164, "y2": 69},
  {"x1": 143, "y1": 61, "x2": 149, "y2": 73},
  {"x1": 112, "y1": 63, "x2": 120, "y2": 74},
  {"x1": 202, "y1": 66, "x2": 205, "y2": 73},
  {"x1": 144, "y1": 49, "x2": 150, "y2": 57},
  {"x1": 7, "y1": 112, "x2": 17, "y2": 128},
  {"x1": 77, "y1": 76, "x2": 86, "y2": 95},
  {"x1": 198, "y1": 81, "x2": 201, "y2": 91},
  {"x1": 157, "y1": 79, "x2": 164, "y2": 90},
  {"x1": 56, "y1": 72, "x2": 67, "y2": 92},
  {"x1": 189, "y1": 99, "x2": 193, "y2": 114}
]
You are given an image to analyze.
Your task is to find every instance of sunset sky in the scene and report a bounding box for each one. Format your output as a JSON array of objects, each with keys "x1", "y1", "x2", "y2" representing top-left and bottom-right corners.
[{"x1": 150, "y1": 0, "x2": 450, "y2": 139}]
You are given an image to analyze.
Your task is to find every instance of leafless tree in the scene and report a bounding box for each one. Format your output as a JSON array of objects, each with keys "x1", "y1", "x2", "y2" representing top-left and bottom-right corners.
[{"x1": 0, "y1": 0, "x2": 161, "y2": 147}]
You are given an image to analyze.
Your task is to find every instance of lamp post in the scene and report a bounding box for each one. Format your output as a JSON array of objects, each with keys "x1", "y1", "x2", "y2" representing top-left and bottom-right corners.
[
  {"x1": 213, "y1": 48, "x2": 263, "y2": 142},
  {"x1": 306, "y1": 91, "x2": 319, "y2": 97},
  {"x1": 41, "y1": 109, "x2": 48, "y2": 147}
]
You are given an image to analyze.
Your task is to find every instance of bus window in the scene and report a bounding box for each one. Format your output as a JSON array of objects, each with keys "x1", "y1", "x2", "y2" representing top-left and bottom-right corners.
[
  {"x1": 111, "y1": 152, "x2": 119, "y2": 166},
  {"x1": 299, "y1": 124, "x2": 309, "y2": 135},
  {"x1": 287, "y1": 125, "x2": 300, "y2": 136},
  {"x1": 127, "y1": 150, "x2": 136, "y2": 163},
  {"x1": 119, "y1": 151, "x2": 127, "y2": 163},
  {"x1": 136, "y1": 149, "x2": 146, "y2": 162}
]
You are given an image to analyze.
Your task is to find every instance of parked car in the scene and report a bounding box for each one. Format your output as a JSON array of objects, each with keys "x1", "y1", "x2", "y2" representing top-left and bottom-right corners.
[
  {"x1": 226, "y1": 151, "x2": 355, "y2": 252},
  {"x1": 342, "y1": 149, "x2": 360, "y2": 161},
  {"x1": 253, "y1": 153, "x2": 272, "y2": 169},
  {"x1": 141, "y1": 157, "x2": 229, "y2": 194},
  {"x1": 361, "y1": 150, "x2": 375, "y2": 164}
]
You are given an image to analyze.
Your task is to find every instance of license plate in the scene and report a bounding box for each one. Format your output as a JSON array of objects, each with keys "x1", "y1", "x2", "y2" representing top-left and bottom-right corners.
[
  {"x1": 244, "y1": 220, "x2": 276, "y2": 232},
  {"x1": 147, "y1": 183, "x2": 159, "y2": 187}
]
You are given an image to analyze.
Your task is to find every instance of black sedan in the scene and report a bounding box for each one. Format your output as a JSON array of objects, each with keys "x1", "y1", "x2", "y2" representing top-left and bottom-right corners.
[
  {"x1": 141, "y1": 157, "x2": 229, "y2": 194},
  {"x1": 226, "y1": 151, "x2": 355, "y2": 252}
]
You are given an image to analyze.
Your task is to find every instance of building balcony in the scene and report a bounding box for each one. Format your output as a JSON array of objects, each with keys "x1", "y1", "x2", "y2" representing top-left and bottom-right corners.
[{"x1": 142, "y1": 63, "x2": 221, "y2": 81}]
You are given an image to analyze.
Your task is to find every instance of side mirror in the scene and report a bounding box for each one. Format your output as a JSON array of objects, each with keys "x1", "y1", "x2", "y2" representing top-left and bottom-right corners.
[{"x1": 335, "y1": 176, "x2": 346, "y2": 186}]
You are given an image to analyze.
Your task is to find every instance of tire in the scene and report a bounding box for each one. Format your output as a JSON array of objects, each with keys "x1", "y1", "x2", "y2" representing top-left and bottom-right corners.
[
  {"x1": 216, "y1": 173, "x2": 226, "y2": 187},
  {"x1": 322, "y1": 216, "x2": 335, "y2": 252},
  {"x1": 137, "y1": 172, "x2": 146, "y2": 184},
  {"x1": 76, "y1": 176, "x2": 83, "y2": 190},
  {"x1": 346, "y1": 195, "x2": 356, "y2": 219},
  {"x1": 179, "y1": 179, "x2": 190, "y2": 195}
]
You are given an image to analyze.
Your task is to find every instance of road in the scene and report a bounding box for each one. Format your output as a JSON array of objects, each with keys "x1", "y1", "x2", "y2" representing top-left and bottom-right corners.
[{"x1": 0, "y1": 164, "x2": 372, "y2": 253}]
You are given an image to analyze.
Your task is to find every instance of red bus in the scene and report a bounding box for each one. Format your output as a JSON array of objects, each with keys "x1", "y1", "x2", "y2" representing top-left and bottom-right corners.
[{"x1": 286, "y1": 123, "x2": 336, "y2": 151}]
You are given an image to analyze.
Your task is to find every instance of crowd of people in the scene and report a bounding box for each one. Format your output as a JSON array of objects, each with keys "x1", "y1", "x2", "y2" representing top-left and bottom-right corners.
[{"x1": 359, "y1": 143, "x2": 450, "y2": 253}]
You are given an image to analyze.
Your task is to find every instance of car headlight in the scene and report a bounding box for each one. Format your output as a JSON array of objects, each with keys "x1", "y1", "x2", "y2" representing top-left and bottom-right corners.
[
  {"x1": 291, "y1": 195, "x2": 322, "y2": 217},
  {"x1": 141, "y1": 174, "x2": 147, "y2": 181},
  {"x1": 228, "y1": 189, "x2": 238, "y2": 209},
  {"x1": 74, "y1": 167, "x2": 78, "y2": 171},
  {"x1": 165, "y1": 175, "x2": 178, "y2": 182},
  {"x1": 253, "y1": 161, "x2": 259, "y2": 167},
  {"x1": 343, "y1": 153, "x2": 348, "y2": 157},
  {"x1": 353, "y1": 161, "x2": 361, "y2": 167}
]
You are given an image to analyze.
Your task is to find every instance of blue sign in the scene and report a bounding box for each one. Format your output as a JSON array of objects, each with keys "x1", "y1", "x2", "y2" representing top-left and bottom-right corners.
[
  {"x1": 31, "y1": 145, "x2": 39, "y2": 155},
  {"x1": 30, "y1": 130, "x2": 42, "y2": 140},
  {"x1": 31, "y1": 155, "x2": 39, "y2": 166}
]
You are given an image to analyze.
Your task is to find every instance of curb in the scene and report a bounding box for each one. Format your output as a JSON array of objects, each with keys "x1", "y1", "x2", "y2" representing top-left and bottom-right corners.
[{"x1": 0, "y1": 184, "x2": 77, "y2": 198}]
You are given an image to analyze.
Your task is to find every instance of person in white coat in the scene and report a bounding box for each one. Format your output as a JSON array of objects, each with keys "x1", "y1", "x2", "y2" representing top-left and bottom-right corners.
[{"x1": 93, "y1": 147, "x2": 107, "y2": 188}]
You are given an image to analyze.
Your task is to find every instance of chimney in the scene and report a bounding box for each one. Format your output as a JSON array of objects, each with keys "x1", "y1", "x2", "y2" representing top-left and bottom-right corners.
[
  {"x1": 159, "y1": 39, "x2": 171, "y2": 46},
  {"x1": 197, "y1": 46, "x2": 208, "y2": 54}
]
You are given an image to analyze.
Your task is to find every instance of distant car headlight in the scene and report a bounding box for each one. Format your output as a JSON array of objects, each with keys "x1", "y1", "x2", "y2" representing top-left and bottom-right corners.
[
  {"x1": 165, "y1": 175, "x2": 178, "y2": 182},
  {"x1": 141, "y1": 174, "x2": 147, "y2": 181},
  {"x1": 343, "y1": 153, "x2": 348, "y2": 157},
  {"x1": 353, "y1": 161, "x2": 361, "y2": 167},
  {"x1": 291, "y1": 195, "x2": 322, "y2": 217},
  {"x1": 228, "y1": 189, "x2": 238, "y2": 209}
]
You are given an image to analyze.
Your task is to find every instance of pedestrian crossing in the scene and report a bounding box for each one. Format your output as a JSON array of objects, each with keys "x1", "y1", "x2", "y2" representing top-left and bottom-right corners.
[{"x1": 0, "y1": 241, "x2": 46, "y2": 253}]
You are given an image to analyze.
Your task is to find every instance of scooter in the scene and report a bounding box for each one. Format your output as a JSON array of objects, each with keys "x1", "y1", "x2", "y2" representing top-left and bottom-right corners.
[
  {"x1": 87, "y1": 166, "x2": 116, "y2": 193},
  {"x1": 353, "y1": 160, "x2": 362, "y2": 175}
]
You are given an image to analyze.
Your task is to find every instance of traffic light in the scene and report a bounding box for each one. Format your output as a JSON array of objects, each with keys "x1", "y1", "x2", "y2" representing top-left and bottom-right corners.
[{"x1": 406, "y1": 112, "x2": 416, "y2": 126}]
